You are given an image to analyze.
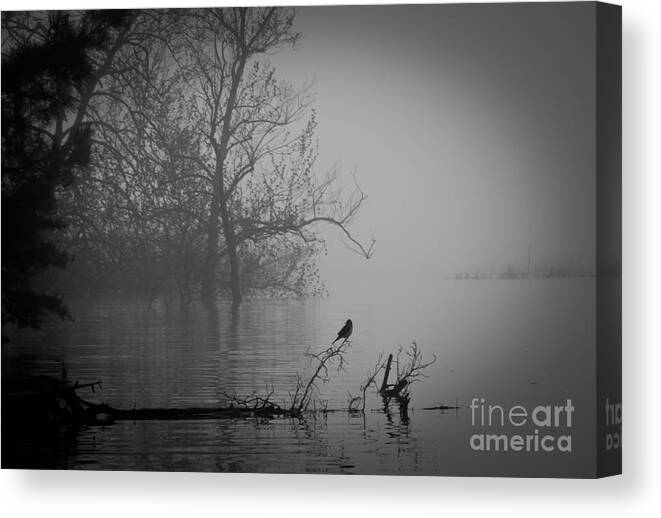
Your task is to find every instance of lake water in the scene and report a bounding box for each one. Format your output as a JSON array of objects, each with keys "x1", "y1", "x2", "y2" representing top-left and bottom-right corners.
[{"x1": 2, "y1": 278, "x2": 597, "y2": 476}]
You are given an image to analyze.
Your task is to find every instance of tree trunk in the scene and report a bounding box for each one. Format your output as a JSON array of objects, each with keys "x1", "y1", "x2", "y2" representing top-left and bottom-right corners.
[
  {"x1": 201, "y1": 18, "x2": 249, "y2": 304},
  {"x1": 380, "y1": 354, "x2": 393, "y2": 392},
  {"x1": 205, "y1": 54, "x2": 248, "y2": 305},
  {"x1": 201, "y1": 175, "x2": 242, "y2": 305},
  {"x1": 201, "y1": 195, "x2": 221, "y2": 301},
  {"x1": 218, "y1": 193, "x2": 242, "y2": 305}
]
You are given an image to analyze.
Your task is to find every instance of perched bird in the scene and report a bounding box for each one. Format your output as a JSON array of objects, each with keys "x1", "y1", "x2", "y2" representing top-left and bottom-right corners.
[{"x1": 332, "y1": 319, "x2": 353, "y2": 344}]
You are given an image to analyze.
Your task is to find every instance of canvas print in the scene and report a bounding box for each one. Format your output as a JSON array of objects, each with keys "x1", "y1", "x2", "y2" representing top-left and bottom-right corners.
[{"x1": 1, "y1": 2, "x2": 621, "y2": 477}]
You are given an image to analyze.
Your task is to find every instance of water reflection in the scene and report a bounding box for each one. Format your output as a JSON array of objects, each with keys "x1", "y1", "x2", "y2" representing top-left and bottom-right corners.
[
  {"x1": 65, "y1": 407, "x2": 419, "y2": 474},
  {"x1": 3, "y1": 279, "x2": 597, "y2": 476}
]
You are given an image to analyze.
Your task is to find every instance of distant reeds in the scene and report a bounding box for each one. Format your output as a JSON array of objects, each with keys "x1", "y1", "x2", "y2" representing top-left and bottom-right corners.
[{"x1": 450, "y1": 264, "x2": 593, "y2": 280}]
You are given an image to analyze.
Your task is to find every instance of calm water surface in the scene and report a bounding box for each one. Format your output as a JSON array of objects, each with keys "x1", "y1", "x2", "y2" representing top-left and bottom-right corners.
[{"x1": 3, "y1": 279, "x2": 596, "y2": 476}]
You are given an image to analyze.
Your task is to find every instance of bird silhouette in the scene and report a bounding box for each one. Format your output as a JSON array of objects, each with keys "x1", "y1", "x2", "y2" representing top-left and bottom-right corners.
[{"x1": 332, "y1": 319, "x2": 353, "y2": 344}]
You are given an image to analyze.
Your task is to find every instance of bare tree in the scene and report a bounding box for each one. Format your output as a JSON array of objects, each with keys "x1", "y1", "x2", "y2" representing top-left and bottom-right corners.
[
  {"x1": 348, "y1": 352, "x2": 386, "y2": 413},
  {"x1": 1, "y1": 10, "x2": 134, "y2": 329},
  {"x1": 289, "y1": 338, "x2": 352, "y2": 414},
  {"x1": 48, "y1": 8, "x2": 373, "y2": 304},
  {"x1": 167, "y1": 7, "x2": 373, "y2": 304},
  {"x1": 380, "y1": 342, "x2": 437, "y2": 406},
  {"x1": 69, "y1": 12, "x2": 210, "y2": 299}
]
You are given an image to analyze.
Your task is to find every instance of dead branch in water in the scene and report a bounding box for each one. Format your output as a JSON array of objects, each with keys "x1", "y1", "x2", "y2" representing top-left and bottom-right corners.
[
  {"x1": 347, "y1": 392, "x2": 362, "y2": 412},
  {"x1": 291, "y1": 338, "x2": 351, "y2": 414},
  {"x1": 212, "y1": 338, "x2": 352, "y2": 418},
  {"x1": 223, "y1": 383, "x2": 286, "y2": 415},
  {"x1": 72, "y1": 380, "x2": 102, "y2": 392},
  {"x1": 348, "y1": 351, "x2": 386, "y2": 413},
  {"x1": 395, "y1": 342, "x2": 437, "y2": 388},
  {"x1": 347, "y1": 343, "x2": 436, "y2": 416},
  {"x1": 28, "y1": 340, "x2": 439, "y2": 426},
  {"x1": 378, "y1": 342, "x2": 436, "y2": 411}
]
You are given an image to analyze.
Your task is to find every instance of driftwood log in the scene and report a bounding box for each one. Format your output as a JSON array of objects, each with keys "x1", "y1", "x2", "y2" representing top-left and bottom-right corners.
[{"x1": 4, "y1": 341, "x2": 451, "y2": 429}]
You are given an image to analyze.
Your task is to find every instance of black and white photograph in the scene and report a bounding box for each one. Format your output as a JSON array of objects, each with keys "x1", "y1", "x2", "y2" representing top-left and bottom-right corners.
[{"x1": 2, "y1": 2, "x2": 621, "y2": 478}]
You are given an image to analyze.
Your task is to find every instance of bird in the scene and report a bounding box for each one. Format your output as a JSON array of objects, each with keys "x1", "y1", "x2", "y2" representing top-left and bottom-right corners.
[{"x1": 332, "y1": 319, "x2": 353, "y2": 344}]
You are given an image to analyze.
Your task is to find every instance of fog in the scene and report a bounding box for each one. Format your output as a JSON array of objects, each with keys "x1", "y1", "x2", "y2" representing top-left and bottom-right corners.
[
  {"x1": 269, "y1": 4, "x2": 596, "y2": 294},
  {"x1": 3, "y1": 4, "x2": 605, "y2": 477}
]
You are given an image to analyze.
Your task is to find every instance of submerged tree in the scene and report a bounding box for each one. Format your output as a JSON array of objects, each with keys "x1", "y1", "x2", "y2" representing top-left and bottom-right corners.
[
  {"x1": 75, "y1": 7, "x2": 373, "y2": 304},
  {"x1": 164, "y1": 7, "x2": 312, "y2": 303},
  {"x1": 1, "y1": 10, "x2": 131, "y2": 332},
  {"x1": 3, "y1": 8, "x2": 374, "y2": 311},
  {"x1": 169, "y1": 7, "x2": 374, "y2": 304},
  {"x1": 64, "y1": 10, "x2": 206, "y2": 299}
]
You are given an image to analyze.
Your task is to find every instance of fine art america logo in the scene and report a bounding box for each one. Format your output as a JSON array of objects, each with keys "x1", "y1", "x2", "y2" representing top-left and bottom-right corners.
[
  {"x1": 604, "y1": 397, "x2": 622, "y2": 451},
  {"x1": 469, "y1": 398, "x2": 574, "y2": 453}
]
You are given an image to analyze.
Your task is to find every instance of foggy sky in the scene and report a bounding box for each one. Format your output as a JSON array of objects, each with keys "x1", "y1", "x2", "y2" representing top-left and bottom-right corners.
[{"x1": 269, "y1": 3, "x2": 597, "y2": 294}]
